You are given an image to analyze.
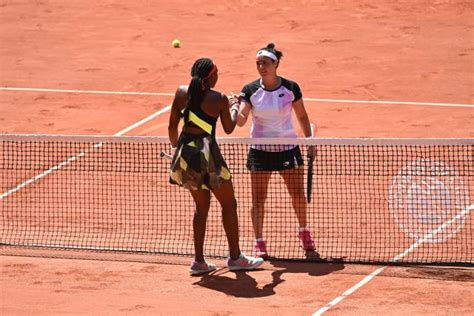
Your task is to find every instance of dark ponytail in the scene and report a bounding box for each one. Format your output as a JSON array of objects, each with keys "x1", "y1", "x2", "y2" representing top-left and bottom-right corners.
[{"x1": 184, "y1": 58, "x2": 215, "y2": 123}]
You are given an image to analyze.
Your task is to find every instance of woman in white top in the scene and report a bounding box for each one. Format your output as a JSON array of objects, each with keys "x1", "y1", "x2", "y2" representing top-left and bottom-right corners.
[{"x1": 236, "y1": 43, "x2": 316, "y2": 259}]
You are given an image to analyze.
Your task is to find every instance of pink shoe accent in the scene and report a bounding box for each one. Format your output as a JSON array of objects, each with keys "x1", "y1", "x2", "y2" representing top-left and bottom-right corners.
[
  {"x1": 189, "y1": 261, "x2": 216, "y2": 275},
  {"x1": 227, "y1": 253, "x2": 264, "y2": 271},
  {"x1": 254, "y1": 240, "x2": 268, "y2": 258},
  {"x1": 298, "y1": 229, "x2": 315, "y2": 251}
]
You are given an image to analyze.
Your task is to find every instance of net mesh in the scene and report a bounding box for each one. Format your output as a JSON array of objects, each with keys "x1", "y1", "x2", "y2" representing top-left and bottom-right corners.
[{"x1": 1, "y1": 134, "x2": 472, "y2": 264}]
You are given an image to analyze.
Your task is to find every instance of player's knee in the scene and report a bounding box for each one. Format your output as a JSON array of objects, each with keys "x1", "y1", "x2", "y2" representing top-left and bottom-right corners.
[
  {"x1": 194, "y1": 209, "x2": 208, "y2": 223},
  {"x1": 251, "y1": 196, "x2": 267, "y2": 208},
  {"x1": 194, "y1": 201, "x2": 211, "y2": 214},
  {"x1": 288, "y1": 187, "x2": 305, "y2": 201},
  {"x1": 222, "y1": 197, "x2": 237, "y2": 211}
]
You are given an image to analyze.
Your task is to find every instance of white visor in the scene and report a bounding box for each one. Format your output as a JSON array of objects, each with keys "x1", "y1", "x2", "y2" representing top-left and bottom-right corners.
[{"x1": 256, "y1": 50, "x2": 278, "y2": 61}]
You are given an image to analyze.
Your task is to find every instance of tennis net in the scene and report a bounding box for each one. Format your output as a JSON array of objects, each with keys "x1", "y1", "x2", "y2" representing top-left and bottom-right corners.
[{"x1": 1, "y1": 134, "x2": 472, "y2": 264}]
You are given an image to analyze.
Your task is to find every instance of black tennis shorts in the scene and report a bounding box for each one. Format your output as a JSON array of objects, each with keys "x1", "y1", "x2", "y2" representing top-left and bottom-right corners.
[{"x1": 246, "y1": 146, "x2": 304, "y2": 171}]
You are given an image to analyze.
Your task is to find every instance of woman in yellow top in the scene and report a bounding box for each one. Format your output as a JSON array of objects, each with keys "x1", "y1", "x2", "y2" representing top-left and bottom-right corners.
[{"x1": 168, "y1": 57, "x2": 264, "y2": 275}]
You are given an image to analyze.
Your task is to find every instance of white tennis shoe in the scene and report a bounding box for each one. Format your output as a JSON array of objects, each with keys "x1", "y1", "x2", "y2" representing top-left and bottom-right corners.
[{"x1": 227, "y1": 253, "x2": 264, "y2": 271}]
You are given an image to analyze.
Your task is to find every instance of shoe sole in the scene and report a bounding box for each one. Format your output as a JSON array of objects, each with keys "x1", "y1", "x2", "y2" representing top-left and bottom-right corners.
[
  {"x1": 305, "y1": 250, "x2": 321, "y2": 259},
  {"x1": 189, "y1": 266, "x2": 216, "y2": 276}
]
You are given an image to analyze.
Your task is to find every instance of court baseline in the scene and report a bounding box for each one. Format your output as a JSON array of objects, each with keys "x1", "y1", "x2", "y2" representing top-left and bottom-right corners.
[{"x1": 1, "y1": 86, "x2": 473, "y2": 108}]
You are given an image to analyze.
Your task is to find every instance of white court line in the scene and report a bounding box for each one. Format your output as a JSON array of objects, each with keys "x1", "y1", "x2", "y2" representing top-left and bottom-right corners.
[
  {"x1": 114, "y1": 105, "x2": 171, "y2": 136},
  {"x1": 304, "y1": 97, "x2": 474, "y2": 108},
  {"x1": 1, "y1": 86, "x2": 473, "y2": 108},
  {"x1": 313, "y1": 203, "x2": 474, "y2": 316},
  {"x1": 0, "y1": 105, "x2": 171, "y2": 201},
  {"x1": 0, "y1": 143, "x2": 100, "y2": 200},
  {"x1": 0, "y1": 87, "x2": 174, "y2": 97}
]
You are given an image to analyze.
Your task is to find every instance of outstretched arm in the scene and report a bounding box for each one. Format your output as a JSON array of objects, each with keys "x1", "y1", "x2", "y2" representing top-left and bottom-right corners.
[
  {"x1": 219, "y1": 94, "x2": 240, "y2": 134},
  {"x1": 236, "y1": 99, "x2": 251, "y2": 127}
]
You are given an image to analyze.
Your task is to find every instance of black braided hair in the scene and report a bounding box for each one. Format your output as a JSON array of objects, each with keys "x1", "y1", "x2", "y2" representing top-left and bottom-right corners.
[
  {"x1": 259, "y1": 43, "x2": 283, "y2": 61},
  {"x1": 184, "y1": 58, "x2": 215, "y2": 123}
]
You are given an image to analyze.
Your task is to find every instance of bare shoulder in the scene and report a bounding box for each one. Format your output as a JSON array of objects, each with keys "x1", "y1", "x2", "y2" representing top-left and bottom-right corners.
[
  {"x1": 205, "y1": 89, "x2": 225, "y2": 107},
  {"x1": 172, "y1": 85, "x2": 188, "y2": 110},
  {"x1": 175, "y1": 85, "x2": 188, "y2": 97}
]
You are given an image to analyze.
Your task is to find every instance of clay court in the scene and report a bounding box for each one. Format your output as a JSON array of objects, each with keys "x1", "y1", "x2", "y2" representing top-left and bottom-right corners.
[{"x1": 1, "y1": 1, "x2": 473, "y2": 315}]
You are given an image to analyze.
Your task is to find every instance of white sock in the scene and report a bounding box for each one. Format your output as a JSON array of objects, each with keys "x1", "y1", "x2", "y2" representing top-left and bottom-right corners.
[
  {"x1": 299, "y1": 227, "x2": 310, "y2": 233},
  {"x1": 256, "y1": 238, "x2": 265, "y2": 243}
]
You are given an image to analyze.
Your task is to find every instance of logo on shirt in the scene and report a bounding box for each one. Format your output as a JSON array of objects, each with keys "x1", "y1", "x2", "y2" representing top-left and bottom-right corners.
[{"x1": 278, "y1": 93, "x2": 285, "y2": 97}]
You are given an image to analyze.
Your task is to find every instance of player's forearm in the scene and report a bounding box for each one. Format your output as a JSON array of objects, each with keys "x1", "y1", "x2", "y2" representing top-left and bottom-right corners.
[
  {"x1": 168, "y1": 126, "x2": 179, "y2": 148},
  {"x1": 236, "y1": 111, "x2": 247, "y2": 126},
  {"x1": 222, "y1": 100, "x2": 239, "y2": 134},
  {"x1": 236, "y1": 101, "x2": 250, "y2": 127},
  {"x1": 298, "y1": 115, "x2": 312, "y2": 137},
  {"x1": 223, "y1": 114, "x2": 237, "y2": 134},
  {"x1": 230, "y1": 108, "x2": 239, "y2": 126}
]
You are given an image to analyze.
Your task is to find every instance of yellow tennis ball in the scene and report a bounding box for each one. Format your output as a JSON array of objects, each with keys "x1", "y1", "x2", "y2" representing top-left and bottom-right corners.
[{"x1": 172, "y1": 39, "x2": 181, "y2": 48}]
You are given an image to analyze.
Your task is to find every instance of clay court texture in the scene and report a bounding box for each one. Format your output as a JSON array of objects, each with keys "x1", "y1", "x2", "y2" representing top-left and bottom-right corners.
[{"x1": 0, "y1": 1, "x2": 473, "y2": 315}]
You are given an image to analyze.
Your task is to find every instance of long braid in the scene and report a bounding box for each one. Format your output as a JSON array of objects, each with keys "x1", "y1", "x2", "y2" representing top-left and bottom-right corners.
[{"x1": 184, "y1": 58, "x2": 215, "y2": 123}]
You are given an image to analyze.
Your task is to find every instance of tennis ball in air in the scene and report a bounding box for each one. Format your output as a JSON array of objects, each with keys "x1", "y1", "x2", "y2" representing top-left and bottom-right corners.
[{"x1": 172, "y1": 39, "x2": 181, "y2": 48}]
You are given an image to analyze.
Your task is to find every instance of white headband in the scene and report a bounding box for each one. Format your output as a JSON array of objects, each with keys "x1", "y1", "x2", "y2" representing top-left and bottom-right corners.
[{"x1": 256, "y1": 49, "x2": 278, "y2": 61}]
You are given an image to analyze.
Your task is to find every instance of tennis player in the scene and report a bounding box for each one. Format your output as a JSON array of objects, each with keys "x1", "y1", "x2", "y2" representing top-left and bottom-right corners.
[
  {"x1": 236, "y1": 43, "x2": 317, "y2": 258},
  {"x1": 168, "y1": 58, "x2": 264, "y2": 275}
]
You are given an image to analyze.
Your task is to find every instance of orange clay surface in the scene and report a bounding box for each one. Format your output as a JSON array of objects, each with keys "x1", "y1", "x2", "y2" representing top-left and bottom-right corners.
[{"x1": 1, "y1": 0, "x2": 473, "y2": 315}]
